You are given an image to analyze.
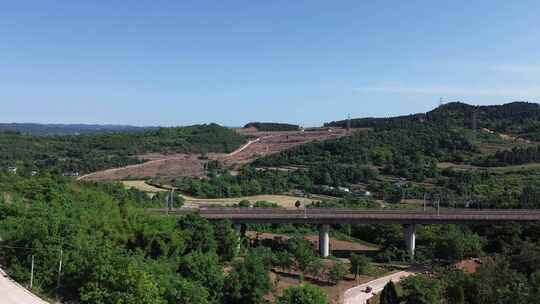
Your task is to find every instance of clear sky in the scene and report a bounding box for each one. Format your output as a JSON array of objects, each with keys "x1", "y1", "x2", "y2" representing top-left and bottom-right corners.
[{"x1": 2, "y1": 1, "x2": 540, "y2": 127}]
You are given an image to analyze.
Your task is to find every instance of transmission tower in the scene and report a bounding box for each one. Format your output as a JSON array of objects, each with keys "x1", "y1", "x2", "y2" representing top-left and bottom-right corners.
[
  {"x1": 472, "y1": 107, "x2": 478, "y2": 131},
  {"x1": 472, "y1": 106, "x2": 478, "y2": 142}
]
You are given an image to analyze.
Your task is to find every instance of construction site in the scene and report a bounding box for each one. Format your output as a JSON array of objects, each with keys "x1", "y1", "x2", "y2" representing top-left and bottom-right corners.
[{"x1": 79, "y1": 127, "x2": 351, "y2": 182}]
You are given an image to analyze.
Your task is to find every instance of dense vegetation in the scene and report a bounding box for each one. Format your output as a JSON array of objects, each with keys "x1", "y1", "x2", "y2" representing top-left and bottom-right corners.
[
  {"x1": 255, "y1": 122, "x2": 474, "y2": 182},
  {"x1": 0, "y1": 124, "x2": 246, "y2": 174},
  {"x1": 244, "y1": 122, "x2": 300, "y2": 132},
  {"x1": 326, "y1": 102, "x2": 540, "y2": 140},
  {"x1": 174, "y1": 164, "x2": 377, "y2": 199},
  {"x1": 4, "y1": 168, "x2": 537, "y2": 304},
  {"x1": 474, "y1": 146, "x2": 540, "y2": 167},
  {"x1": 325, "y1": 218, "x2": 540, "y2": 304},
  {"x1": 392, "y1": 252, "x2": 540, "y2": 304},
  {"x1": 0, "y1": 174, "x2": 280, "y2": 303},
  {"x1": 244, "y1": 102, "x2": 540, "y2": 209}
]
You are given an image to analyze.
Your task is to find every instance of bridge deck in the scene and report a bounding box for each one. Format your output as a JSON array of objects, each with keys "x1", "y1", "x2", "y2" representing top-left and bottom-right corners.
[{"x1": 147, "y1": 208, "x2": 540, "y2": 224}]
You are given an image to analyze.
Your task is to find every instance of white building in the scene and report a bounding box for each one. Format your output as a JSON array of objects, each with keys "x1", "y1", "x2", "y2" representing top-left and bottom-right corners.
[
  {"x1": 338, "y1": 186, "x2": 350, "y2": 193},
  {"x1": 62, "y1": 171, "x2": 80, "y2": 177}
]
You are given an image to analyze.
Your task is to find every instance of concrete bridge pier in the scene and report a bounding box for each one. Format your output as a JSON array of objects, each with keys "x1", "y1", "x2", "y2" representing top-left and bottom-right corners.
[
  {"x1": 319, "y1": 224, "x2": 330, "y2": 257},
  {"x1": 234, "y1": 223, "x2": 242, "y2": 235},
  {"x1": 404, "y1": 224, "x2": 416, "y2": 260},
  {"x1": 234, "y1": 223, "x2": 246, "y2": 251}
]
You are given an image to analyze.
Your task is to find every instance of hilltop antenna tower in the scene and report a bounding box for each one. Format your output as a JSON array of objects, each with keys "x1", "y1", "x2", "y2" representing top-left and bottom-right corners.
[
  {"x1": 347, "y1": 114, "x2": 351, "y2": 132},
  {"x1": 439, "y1": 97, "x2": 444, "y2": 107}
]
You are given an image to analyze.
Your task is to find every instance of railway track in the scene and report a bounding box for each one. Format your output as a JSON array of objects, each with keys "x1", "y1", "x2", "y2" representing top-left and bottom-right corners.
[{"x1": 147, "y1": 208, "x2": 540, "y2": 224}]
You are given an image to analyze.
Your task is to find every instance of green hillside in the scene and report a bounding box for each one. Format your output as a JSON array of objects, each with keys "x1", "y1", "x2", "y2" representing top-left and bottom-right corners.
[
  {"x1": 326, "y1": 101, "x2": 540, "y2": 140},
  {"x1": 0, "y1": 124, "x2": 246, "y2": 174}
]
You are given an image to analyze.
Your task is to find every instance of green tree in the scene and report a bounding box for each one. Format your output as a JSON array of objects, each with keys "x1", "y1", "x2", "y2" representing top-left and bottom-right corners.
[
  {"x1": 177, "y1": 213, "x2": 217, "y2": 253},
  {"x1": 401, "y1": 275, "x2": 442, "y2": 304},
  {"x1": 521, "y1": 183, "x2": 540, "y2": 208},
  {"x1": 130, "y1": 215, "x2": 185, "y2": 259},
  {"x1": 433, "y1": 226, "x2": 483, "y2": 261},
  {"x1": 384, "y1": 184, "x2": 403, "y2": 204},
  {"x1": 253, "y1": 200, "x2": 280, "y2": 208},
  {"x1": 80, "y1": 261, "x2": 164, "y2": 304},
  {"x1": 277, "y1": 284, "x2": 329, "y2": 304},
  {"x1": 472, "y1": 258, "x2": 530, "y2": 304},
  {"x1": 173, "y1": 279, "x2": 210, "y2": 304},
  {"x1": 179, "y1": 252, "x2": 224, "y2": 303},
  {"x1": 446, "y1": 285, "x2": 465, "y2": 304},
  {"x1": 238, "y1": 200, "x2": 251, "y2": 208},
  {"x1": 380, "y1": 281, "x2": 399, "y2": 304},
  {"x1": 273, "y1": 251, "x2": 294, "y2": 272},
  {"x1": 349, "y1": 253, "x2": 370, "y2": 279},
  {"x1": 305, "y1": 258, "x2": 324, "y2": 280},
  {"x1": 289, "y1": 238, "x2": 316, "y2": 273},
  {"x1": 252, "y1": 246, "x2": 274, "y2": 270},
  {"x1": 327, "y1": 261, "x2": 347, "y2": 284},
  {"x1": 224, "y1": 250, "x2": 271, "y2": 304},
  {"x1": 214, "y1": 220, "x2": 238, "y2": 262}
]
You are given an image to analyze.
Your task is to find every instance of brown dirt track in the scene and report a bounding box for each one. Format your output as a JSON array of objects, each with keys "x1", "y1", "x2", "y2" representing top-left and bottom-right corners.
[{"x1": 80, "y1": 127, "x2": 351, "y2": 182}]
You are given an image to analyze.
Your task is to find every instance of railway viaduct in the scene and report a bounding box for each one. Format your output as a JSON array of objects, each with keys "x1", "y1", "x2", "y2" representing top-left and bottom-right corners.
[{"x1": 148, "y1": 208, "x2": 540, "y2": 259}]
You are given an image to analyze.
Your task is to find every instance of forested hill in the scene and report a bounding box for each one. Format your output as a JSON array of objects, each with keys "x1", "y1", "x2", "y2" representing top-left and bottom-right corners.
[
  {"x1": 325, "y1": 101, "x2": 540, "y2": 140},
  {"x1": 243, "y1": 122, "x2": 300, "y2": 131},
  {"x1": 253, "y1": 101, "x2": 540, "y2": 209},
  {"x1": 0, "y1": 123, "x2": 247, "y2": 174},
  {"x1": 0, "y1": 123, "x2": 157, "y2": 136},
  {"x1": 324, "y1": 114, "x2": 424, "y2": 129}
]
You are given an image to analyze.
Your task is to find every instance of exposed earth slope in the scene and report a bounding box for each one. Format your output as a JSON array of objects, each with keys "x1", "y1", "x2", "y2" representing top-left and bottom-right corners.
[{"x1": 80, "y1": 127, "x2": 349, "y2": 181}]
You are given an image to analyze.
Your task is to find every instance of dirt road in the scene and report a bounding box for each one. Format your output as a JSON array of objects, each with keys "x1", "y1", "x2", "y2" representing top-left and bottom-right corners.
[
  {"x1": 226, "y1": 137, "x2": 262, "y2": 157},
  {"x1": 0, "y1": 268, "x2": 49, "y2": 304},
  {"x1": 343, "y1": 270, "x2": 415, "y2": 304}
]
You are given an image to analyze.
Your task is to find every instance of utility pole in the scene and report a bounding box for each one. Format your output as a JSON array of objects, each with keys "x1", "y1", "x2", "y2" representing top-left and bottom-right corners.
[
  {"x1": 472, "y1": 106, "x2": 479, "y2": 144},
  {"x1": 472, "y1": 107, "x2": 478, "y2": 131},
  {"x1": 30, "y1": 255, "x2": 34, "y2": 289},
  {"x1": 169, "y1": 189, "x2": 174, "y2": 211},
  {"x1": 165, "y1": 191, "x2": 170, "y2": 215},
  {"x1": 56, "y1": 248, "x2": 63, "y2": 294}
]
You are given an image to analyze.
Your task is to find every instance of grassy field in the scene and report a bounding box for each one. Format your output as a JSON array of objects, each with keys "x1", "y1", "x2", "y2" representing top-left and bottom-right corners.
[
  {"x1": 179, "y1": 194, "x2": 317, "y2": 208},
  {"x1": 121, "y1": 180, "x2": 319, "y2": 208},
  {"x1": 122, "y1": 180, "x2": 168, "y2": 193}
]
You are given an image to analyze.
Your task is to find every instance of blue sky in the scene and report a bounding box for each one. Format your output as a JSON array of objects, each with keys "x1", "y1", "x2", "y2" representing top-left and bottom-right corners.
[{"x1": 1, "y1": 1, "x2": 540, "y2": 127}]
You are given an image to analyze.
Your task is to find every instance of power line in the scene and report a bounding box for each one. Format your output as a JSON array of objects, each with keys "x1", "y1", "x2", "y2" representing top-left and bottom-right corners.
[{"x1": 0, "y1": 242, "x2": 78, "y2": 251}]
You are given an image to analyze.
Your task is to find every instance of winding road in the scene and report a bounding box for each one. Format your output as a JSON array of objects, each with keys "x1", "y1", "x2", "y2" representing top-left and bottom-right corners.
[
  {"x1": 343, "y1": 270, "x2": 415, "y2": 304},
  {"x1": 224, "y1": 137, "x2": 262, "y2": 157},
  {"x1": 0, "y1": 268, "x2": 49, "y2": 304}
]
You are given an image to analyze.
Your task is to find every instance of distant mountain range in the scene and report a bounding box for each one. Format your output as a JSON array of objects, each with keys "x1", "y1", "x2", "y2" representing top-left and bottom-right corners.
[{"x1": 0, "y1": 123, "x2": 157, "y2": 136}]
